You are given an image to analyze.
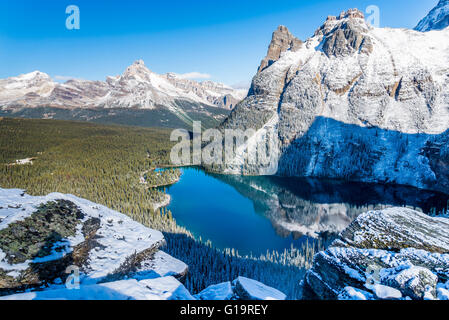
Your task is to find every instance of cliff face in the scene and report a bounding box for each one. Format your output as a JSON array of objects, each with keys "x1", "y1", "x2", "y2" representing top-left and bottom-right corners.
[{"x1": 216, "y1": 7, "x2": 449, "y2": 194}]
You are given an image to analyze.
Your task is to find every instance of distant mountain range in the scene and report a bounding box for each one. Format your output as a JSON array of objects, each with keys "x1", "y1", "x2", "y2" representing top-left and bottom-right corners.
[
  {"x1": 0, "y1": 60, "x2": 247, "y2": 129},
  {"x1": 213, "y1": 2, "x2": 449, "y2": 194}
]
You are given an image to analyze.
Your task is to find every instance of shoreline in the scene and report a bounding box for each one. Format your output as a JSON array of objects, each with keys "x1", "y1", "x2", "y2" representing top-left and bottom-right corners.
[{"x1": 152, "y1": 194, "x2": 172, "y2": 212}]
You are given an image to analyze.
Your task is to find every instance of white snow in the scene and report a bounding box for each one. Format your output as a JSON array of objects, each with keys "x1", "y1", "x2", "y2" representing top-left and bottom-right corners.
[
  {"x1": 233, "y1": 276, "x2": 286, "y2": 300},
  {"x1": 340, "y1": 286, "x2": 373, "y2": 300},
  {"x1": 130, "y1": 250, "x2": 188, "y2": 280},
  {"x1": 372, "y1": 284, "x2": 402, "y2": 300},
  {"x1": 416, "y1": 0, "x2": 449, "y2": 32},
  {"x1": 0, "y1": 188, "x2": 164, "y2": 283},
  {"x1": 0, "y1": 276, "x2": 194, "y2": 301}
]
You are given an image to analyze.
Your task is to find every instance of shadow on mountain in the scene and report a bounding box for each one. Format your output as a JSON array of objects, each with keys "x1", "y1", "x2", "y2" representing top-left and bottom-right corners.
[{"x1": 278, "y1": 116, "x2": 449, "y2": 194}]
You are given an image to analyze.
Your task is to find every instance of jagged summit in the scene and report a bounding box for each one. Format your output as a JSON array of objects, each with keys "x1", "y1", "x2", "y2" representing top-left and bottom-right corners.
[
  {"x1": 415, "y1": 0, "x2": 449, "y2": 31},
  {"x1": 257, "y1": 25, "x2": 303, "y2": 73},
  {"x1": 314, "y1": 8, "x2": 373, "y2": 57}
]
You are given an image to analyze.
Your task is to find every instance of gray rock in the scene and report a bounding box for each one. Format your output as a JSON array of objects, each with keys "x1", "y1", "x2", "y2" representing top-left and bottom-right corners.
[
  {"x1": 233, "y1": 276, "x2": 286, "y2": 300},
  {"x1": 303, "y1": 207, "x2": 449, "y2": 300},
  {"x1": 195, "y1": 277, "x2": 287, "y2": 300}
]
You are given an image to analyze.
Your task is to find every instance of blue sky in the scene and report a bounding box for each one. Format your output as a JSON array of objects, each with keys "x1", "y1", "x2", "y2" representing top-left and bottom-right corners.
[{"x1": 0, "y1": 0, "x2": 438, "y2": 87}]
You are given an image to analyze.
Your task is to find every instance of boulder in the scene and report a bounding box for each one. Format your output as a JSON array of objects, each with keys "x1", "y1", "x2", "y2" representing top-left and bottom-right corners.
[
  {"x1": 195, "y1": 282, "x2": 234, "y2": 300},
  {"x1": 233, "y1": 276, "x2": 287, "y2": 300},
  {"x1": 196, "y1": 277, "x2": 287, "y2": 300},
  {"x1": 304, "y1": 207, "x2": 449, "y2": 300}
]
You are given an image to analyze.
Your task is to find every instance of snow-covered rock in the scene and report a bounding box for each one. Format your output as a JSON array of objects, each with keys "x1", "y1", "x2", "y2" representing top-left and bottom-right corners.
[
  {"x1": 338, "y1": 286, "x2": 374, "y2": 300},
  {"x1": 0, "y1": 276, "x2": 194, "y2": 300},
  {"x1": 195, "y1": 277, "x2": 286, "y2": 300},
  {"x1": 195, "y1": 282, "x2": 234, "y2": 300},
  {"x1": 213, "y1": 5, "x2": 449, "y2": 194},
  {"x1": 416, "y1": 0, "x2": 449, "y2": 32},
  {"x1": 303, "y1": 207, "x2": 449, "y2": 300},
  {"x1": 380, "y1": 266, "x2": 438, "y2": 300},
  {"x1": 0, "y1": 188, "x2": 186, "y2": 298},
  {"x1": 371, "y1": 284, "x2": 402, "y2": 300},
  {"x1": 0, "y1": 60, "x2": 245, "y2": 111}
]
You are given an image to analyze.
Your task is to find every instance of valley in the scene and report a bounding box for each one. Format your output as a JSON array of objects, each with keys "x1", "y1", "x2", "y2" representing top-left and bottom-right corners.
[{"x1": 1, "y1": 0, "x2": 449, "y2": 303}]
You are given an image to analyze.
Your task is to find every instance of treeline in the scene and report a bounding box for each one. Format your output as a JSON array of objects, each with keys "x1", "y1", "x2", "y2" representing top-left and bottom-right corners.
[{"x1": 144, "y1": 168, "x2": 182, "y2": 187}]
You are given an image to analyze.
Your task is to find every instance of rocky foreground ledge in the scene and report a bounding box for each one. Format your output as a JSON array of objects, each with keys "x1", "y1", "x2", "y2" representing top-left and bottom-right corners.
[
  {"x1": 303, "y1": 207, "x2": 449, "y2": 300},
  {"x1": 0, "y1": 189, "x2": 285, "y2": 300}
]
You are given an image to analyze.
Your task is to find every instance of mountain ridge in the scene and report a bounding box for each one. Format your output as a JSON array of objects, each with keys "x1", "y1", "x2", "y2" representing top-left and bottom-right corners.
[
  {"x1": 415, "y1": 0, "x2": 449, "y2": 32},
  {"x1": 0, "y1": 60, "x2": 246, "y2": 128}
]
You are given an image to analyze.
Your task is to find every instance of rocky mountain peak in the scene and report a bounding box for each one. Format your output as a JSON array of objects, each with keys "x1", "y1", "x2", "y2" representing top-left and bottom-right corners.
[
  {"x1": 257, "y1": 25, "x2": 303, "y2": 73},
  {"x1": 122, "y1": 59, "x2": 152, "y2": 81},
  {"x1": 316, "y1": 8, "x2": 373, "y2": 57},
  {"x1": 415, "y1": 0, "x2": 449, "y2": 31}
]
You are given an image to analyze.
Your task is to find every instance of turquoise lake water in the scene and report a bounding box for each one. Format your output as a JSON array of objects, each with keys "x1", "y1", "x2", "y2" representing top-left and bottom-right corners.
[{"x1": 165, "y1": 167, "x2": 448, "y2": 256}]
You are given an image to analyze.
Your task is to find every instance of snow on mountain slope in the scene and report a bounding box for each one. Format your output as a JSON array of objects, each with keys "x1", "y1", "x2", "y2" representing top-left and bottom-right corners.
[
  {"x1": 0, "y1": 276, "x2": 195, "y2": 300},
  {"x1": 214, "y1": 7, "x2": 449, "y2": 194},
  {"x1": 416, "y1": 0, "x2": 449, "y2": 32},
  {"x1": 0, "y1": 71, "x2": 55, "y2": 103},
  {"x1": 0, "y1": 60, "x2": 245, "y2": 112}
]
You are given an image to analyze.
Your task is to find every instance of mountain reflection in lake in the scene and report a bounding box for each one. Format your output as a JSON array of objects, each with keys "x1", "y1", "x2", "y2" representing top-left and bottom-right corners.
[{"x1": 165, "y1": 167, "x2": 448, "y2": 256}]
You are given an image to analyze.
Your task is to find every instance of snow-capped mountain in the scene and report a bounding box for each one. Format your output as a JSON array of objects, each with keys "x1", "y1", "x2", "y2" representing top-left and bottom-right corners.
[
  {"x1": 0, "y1": 60, "x2": 246, "y2": 128},
  {"x1": 214, "y1": 6, "x2": 449, "y2": 193},
  {"x1": 415, "y1": 0, "x2": 449, "y2": 32}
]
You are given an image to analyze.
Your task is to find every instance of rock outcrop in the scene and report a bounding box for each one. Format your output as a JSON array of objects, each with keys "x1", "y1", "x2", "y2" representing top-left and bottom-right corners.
[
  {"x1": 303, "y1": 207, "x2": 449, "y2": 300},
  {"x1": 0, "y1": 189, "x2": 187, "y2": 297},
  {"x1": 258, "y1": 26, "x2": 303, "y2": 73},
  {"x1": 195, "y1": 276, "x2": 286, "y2": 300},
  {"x1": 319, "y1": 9, "x2": 373, "y2": 57}
]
